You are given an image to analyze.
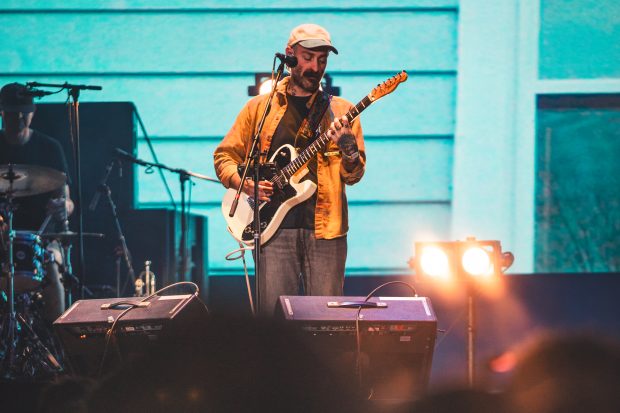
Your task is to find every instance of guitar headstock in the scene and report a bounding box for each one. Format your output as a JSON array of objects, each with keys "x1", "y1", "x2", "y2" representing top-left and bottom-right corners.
[{"x1": 369, "y1": 71, "x2": 408, "y2": 102}]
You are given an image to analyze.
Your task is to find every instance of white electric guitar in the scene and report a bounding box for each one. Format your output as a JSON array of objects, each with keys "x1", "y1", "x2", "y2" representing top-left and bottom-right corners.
[{"x1": 222, "y1": 71, "x2": 408, "y2": 246}]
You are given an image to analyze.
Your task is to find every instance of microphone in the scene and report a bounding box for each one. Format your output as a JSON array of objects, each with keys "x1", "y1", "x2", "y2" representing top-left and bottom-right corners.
[
  {"x1": 18, "y1": 89, "x2": 54, "y2": 98},
  {"x1": 89, "y1": 158, "x2": 116, "y2": 212},
  {"x1": 114, "y1": 147, "x2": 148, "y2": 166},
  {"x1": 275, "y1": 53, "x2": 298, "y2": 68}
]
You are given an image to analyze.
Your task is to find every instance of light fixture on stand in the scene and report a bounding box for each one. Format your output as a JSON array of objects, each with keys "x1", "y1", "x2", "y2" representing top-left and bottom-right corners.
[{"x1": 411, "y1": 237, "x2": 514, "y2": 386}]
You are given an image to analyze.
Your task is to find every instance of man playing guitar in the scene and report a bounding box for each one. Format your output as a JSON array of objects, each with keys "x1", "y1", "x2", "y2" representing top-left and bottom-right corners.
[{"x1": 214, "y1": 23, "x2": 366, "y2": 315}]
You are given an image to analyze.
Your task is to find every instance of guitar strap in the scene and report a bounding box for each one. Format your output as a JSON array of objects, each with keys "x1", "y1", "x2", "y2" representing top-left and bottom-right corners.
[{"x1": 293, "y1": 90, "x2": 332, "y2": 152}]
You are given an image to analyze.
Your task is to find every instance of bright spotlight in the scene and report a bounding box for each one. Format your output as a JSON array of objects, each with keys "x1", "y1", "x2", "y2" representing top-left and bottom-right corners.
[
  {"x1": 258, "y1": 79, "x2": 275, "y2": 95},
  {"x1": 412, "y1": 237, "x2": 513, "y2": 281},
  {"x1": 420, "y1": 246, "x2": 451, "y2": 278},
  {"x1": 462, "y1": 247, "x2": 493, "y2": 276}
]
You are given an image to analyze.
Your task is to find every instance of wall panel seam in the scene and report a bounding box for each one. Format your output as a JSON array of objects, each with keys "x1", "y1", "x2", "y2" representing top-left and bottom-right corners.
[
  {"x1": 138, "y1": 134, "x2": 455, "y2": 142},
  {"x1": 0, "y1": 7, "x2": 459, "y2": 14},
  {"x1": 138, "y1": 200, "x2": 452, "y2": 207},
  {"x1": 0, "y1": 71, "x2": 457, "y2": 77}
]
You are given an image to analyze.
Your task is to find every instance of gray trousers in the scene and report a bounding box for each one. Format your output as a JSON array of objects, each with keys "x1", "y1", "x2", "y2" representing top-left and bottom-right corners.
[{"x1": 256, "y1": 228, "x2": 347, "y2": 316}]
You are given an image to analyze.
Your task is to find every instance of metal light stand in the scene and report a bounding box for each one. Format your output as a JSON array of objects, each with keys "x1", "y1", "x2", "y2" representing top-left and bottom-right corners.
[
  {"x1": 228, "y1": 59, "x2": 288, "y2": 314},
  {"x1": 466, "y1": 282, "x2": 477, "y2": 388}
]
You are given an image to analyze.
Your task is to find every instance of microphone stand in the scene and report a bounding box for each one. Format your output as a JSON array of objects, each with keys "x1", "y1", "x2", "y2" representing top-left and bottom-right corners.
[
  {"x1": 90, "y1": 159, "x2": 136, "y2": 296},
  {"x1": 228, "y1": 58, "x2": 288, "y2": 314},
  {"x1": 114, "y1": 149, "x2": 218, "y2": 284},
  {"x1": 28, "y1": 81, "x2": 103, "y2": 299}
]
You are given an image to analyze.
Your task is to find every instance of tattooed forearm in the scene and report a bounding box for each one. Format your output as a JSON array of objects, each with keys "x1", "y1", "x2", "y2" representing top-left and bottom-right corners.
[{"x1": 337, "y1": 133, "x2": 359, "y2": 156}]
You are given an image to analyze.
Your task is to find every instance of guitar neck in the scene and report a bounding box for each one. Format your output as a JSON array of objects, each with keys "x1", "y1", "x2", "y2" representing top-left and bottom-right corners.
[{"x1": 280, "y1": 95, "x2": 373, "y2": 179}]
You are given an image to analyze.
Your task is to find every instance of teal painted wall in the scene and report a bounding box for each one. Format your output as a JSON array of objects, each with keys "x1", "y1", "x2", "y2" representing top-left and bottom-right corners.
[
  {"x1": 0, "y1": 1, "x2": 457, "y2": 276},
  {"x1": 540, "y1": 0, "x2": 620, "y2": 79},
  {"x1": 453, "y1": 0, "x2": 620, "y2": 273},
  {"x1": 4, "y1": 0, "x2": 615, "y2": 277}
]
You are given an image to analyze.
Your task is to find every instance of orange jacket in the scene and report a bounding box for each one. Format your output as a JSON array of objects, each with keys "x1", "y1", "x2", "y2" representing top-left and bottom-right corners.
[{"x1": 214, "y1": 77, "x2": 366, "y2": 239}]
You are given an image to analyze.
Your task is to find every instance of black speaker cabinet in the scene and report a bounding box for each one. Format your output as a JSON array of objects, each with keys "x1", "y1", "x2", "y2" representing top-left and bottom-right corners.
[
  {"x1": 122, "y1": 208, "x2": 209, "y2": 302},
  {"x1": 276, "y1": 295, "x2": 437, "y2": 401},
  {"x1": 31, "y1": 102, "x2": 137, "y2": 211},
  {"x1": 31, "y1": 102, "x2": 138, "y2": 287},
  {"x1": 53, "y1": 294, "x2": 209, "y2": 377}
]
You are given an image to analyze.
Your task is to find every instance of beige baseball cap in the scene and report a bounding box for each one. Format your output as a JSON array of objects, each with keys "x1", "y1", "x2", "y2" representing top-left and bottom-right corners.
[{"x1": 287, "y1": 23, "x2": 338, "y2": 54}]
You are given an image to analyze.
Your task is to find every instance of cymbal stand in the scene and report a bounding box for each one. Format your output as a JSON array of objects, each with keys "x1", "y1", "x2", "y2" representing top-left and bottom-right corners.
[{"x1": 0, "y1": 165, "x2": 61, "y2": 378}]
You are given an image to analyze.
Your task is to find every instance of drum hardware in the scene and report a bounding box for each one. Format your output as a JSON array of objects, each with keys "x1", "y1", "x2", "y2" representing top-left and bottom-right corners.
[
  {"x1": 0, "y1": 164, "x2": 66, "y2": 198},
  {"x1": 37, "y1": 214, "x2": 52, "y2": 235},
  {"x1": 40, "y1": 232, "x2": 104, "y2": 308},
  {"x1": 40, "y1": 231, "x2": 105, "y2": 241},
  {"x1": 0, "y1": 230, "x2": 46, "y2": 293},
  {"x1": 0, "y1": 164, "x2": 64, "y2": 378}
]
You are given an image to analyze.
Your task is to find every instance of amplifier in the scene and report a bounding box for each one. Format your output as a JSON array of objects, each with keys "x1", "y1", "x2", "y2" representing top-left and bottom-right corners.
[
  {"x1": 53, "y1": 294, "x2": 209, "y2": 376},
  {"x1": 276, "y1": 295, "x2": 437, "y2": 400}
]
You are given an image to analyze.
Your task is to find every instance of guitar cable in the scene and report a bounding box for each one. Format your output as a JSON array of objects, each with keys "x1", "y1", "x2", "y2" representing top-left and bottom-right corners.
[{"x1": 225, "y1": 243, "x2": 256, "y2": 315}]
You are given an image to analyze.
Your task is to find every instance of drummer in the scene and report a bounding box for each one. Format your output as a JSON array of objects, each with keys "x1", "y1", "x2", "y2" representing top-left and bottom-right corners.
[{"x1": 0, "y1": 82, "x2": 74, "y2": 321}]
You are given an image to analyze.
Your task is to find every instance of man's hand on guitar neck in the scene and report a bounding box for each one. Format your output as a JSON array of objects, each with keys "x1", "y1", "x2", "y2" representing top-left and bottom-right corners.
[
  {"x1": 230, "y1": 173, "x2": 274, "y2": 201},
  {"x1": 327, "y1": 115, "x2": 360, "y2": 168}
]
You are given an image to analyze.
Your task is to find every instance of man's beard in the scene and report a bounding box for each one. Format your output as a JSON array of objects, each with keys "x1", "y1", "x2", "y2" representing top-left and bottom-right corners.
[{"x1": 291, "y1": 67, "x2": 323, "y2": 93}]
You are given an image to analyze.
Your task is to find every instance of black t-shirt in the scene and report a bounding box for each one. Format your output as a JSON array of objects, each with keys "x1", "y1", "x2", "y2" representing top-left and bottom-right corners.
[
  {"x1": 0, "y1": 129, "x2": 70, "y2": 231},
  {"x1": 267, "y1": 94, "x2": 317, "y2": 229}
]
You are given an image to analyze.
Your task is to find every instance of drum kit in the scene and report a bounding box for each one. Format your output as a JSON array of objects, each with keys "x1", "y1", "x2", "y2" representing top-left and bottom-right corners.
[{"x1": 0, "y1": 163, "x2": 102, "y2": 379}]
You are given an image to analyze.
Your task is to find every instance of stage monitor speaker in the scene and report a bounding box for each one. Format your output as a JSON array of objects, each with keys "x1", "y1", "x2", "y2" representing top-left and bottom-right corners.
[
  {"x1": 276, "y1": 295, "x2": 437, "y2": 401},
  {"x1": 53, "y1": 294, "x2": 209, "y2": 377}
]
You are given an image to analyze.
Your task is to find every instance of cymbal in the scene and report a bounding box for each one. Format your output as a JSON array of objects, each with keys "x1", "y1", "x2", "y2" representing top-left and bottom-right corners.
[
  {"x1": 0, "y1": 164, "x2": 66, "y2": 198},
  {"x1": 41, "y1": 231, "x2": 105, "y2": 240}
]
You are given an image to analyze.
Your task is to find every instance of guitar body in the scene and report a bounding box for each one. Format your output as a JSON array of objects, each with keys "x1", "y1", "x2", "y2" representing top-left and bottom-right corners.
[
  {"x1": 221, "y1": 71, "x2": 408, "y2": 247},
  {"x1": 222, "y1": 144, "x2": 316, "y2": 246}
]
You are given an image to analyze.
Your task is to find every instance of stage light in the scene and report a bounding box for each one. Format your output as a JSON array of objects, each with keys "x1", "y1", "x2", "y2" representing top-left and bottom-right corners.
[
  {"x1": 413, "y1": 238, "x2": 510, "y2": 281},
  {"x1": 419, "y1": 245, "x2": 451, "y2": 279},
  {"x1": 462, "y1": 246, "x2": 493, "y2": 277},
  {"x1": 248, "y1": 73, "x2": 340, "y2": 96},
  {"x1": 248, "y1": 73, "x2": 272, "y2": 96},
  {"x1": 259, "y1": 79, "x2": 275, "y2": 95},
  {"x1": 410, "y1": 237, "x2": 514, "y2": 387}
]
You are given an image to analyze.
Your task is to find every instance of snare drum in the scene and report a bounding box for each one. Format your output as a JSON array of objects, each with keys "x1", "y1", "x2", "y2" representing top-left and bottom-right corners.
[{"x1": 0, "y1": 231, "x2": 47, "y2": 293}]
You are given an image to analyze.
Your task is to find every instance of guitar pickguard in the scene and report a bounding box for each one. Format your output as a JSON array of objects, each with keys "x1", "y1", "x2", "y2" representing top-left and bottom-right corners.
[{"x1": 225, "y1": 144, "x2": 315, "y2": 245}]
